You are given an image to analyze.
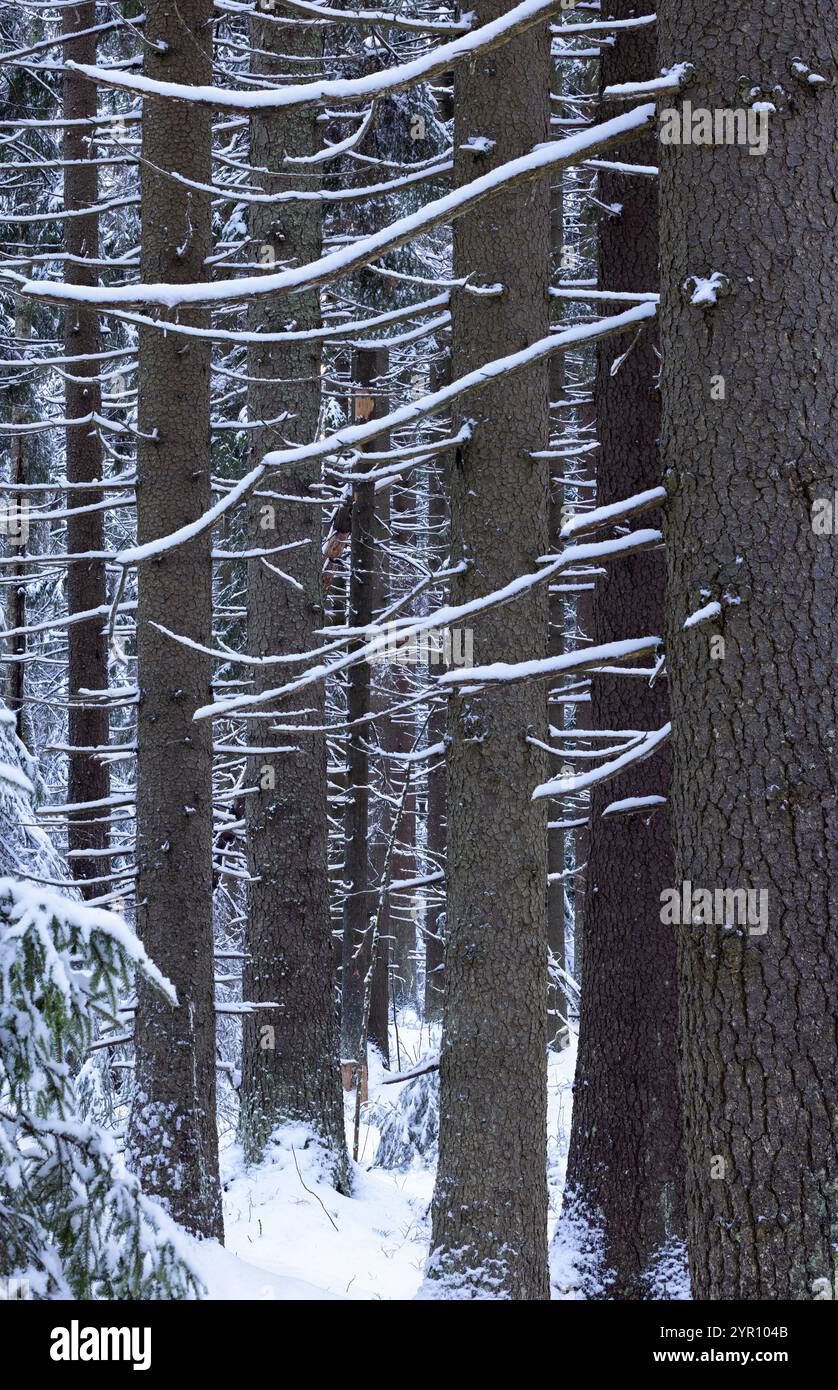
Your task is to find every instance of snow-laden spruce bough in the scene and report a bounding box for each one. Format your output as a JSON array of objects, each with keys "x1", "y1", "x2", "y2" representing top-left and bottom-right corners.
[{"x1": 0, "y1": 876, "x2": 202, "y2": 1298}]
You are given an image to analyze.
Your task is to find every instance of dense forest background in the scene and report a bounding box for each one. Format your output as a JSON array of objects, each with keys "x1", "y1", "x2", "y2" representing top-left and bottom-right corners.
[{"x1": 0, "y1": 0, "x2": 835, "y2": 1306}]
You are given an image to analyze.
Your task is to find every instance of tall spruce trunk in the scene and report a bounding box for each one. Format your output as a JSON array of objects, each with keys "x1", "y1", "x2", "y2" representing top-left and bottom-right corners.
[
  {"x1": 561, "y1": 0, "x2": 686, "y2": 1299},
  {"x1": 658, "y1": 0, "x2": 838, "y2": 1298},
  {"x1": 547, "y1": 169, "x2": 568, "y2": 1043},
  {"x1": 63, "y1": 3, "x2": 109, "y2": 896},
  {"x1": 386, "y1": 478, "x2": 419, "y2": 1013},
  {"x1": 422, "y1": 470, "x2": 447, "y2": 1025},
  {"x1": 238, "y1": 17, "x2": 349, "y2": 1187},
  {"x1": 127, "y1": 0, "x2": 222, "y2": 1240},
  {"x1": 7, "y1": 423, "x2": 26, "y2": 736},
  {"x1": 423, "y1": 373, "x2": 449, "y2": 1025},
  {"x1": 341, "y1": 346, "x2": 390, "y2": 1066},
  {"x1": 427, "y1": 0, "x2": 552, "y2": 1299}
]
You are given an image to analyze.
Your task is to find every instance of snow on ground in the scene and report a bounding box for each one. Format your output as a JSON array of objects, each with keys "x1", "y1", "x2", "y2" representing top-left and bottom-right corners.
[{"x1": 193, "y1": 1019, "x2": 577, "y2": 1301}]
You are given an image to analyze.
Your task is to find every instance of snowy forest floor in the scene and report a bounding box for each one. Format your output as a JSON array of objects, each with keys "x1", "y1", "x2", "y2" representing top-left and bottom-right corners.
[{"x1": 185, "y1": 1021, "x2": 577, "y2": 1301}]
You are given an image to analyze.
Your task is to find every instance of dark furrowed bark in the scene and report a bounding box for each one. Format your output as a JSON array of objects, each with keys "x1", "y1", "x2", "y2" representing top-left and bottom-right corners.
[
  {"x1": 238, "y1": 18, "x2": 349, "y2": 1188},
  {"x1": 341, "y1": 346, "x2": 390, "y2": 1067},
  {"x1": 427, "y1": 0, "x2": 552, "y2": 1300},
  {"x1": 547, "y1": 163, "x2": 568, "y2": 1045},
  {"x1": 127, "y1": 0, "x2": 222, "y2": 1241},
  {"x1": 658, "y1": 0, "x2": 838, "y2": 1299},
  {"x1": 424, "y1": 366, "x2": 450, "y2": 1026},
  {"x1": 7, "y1": 423, "x2": 26, "y2": 737},
  {"x1": 562, "y1": 0, "x2": 686, "y2": 1300},
  {"x1": 64, "y1": 3, "x2": 110, "y2": 897}
]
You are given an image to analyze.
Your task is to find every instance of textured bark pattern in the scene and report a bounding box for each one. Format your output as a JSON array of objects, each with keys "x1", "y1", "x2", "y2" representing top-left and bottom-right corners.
[
  {"x1": 7, "y1": 429, "x2": 26, "y2": 733},
  {"x1": 341, "y1": 347, "x2": 389, "y2": 1063},
  {"x1": 546, "y1": 192, "x2": 568, "y2": 1041},
  {"x1": 555, "y1": 46, "x2": 600, "y2": 994},
  {"x1": 238, "y1": 19, "x2": 348, "y2": 1185},
  {"x1": 63, "y1": 4, "x2": 110, "y2": 894},
  {"x1": 423, "y1": 721, "x2": 446, "y2": 1022},
  {"x1": 367, "y1": 472, "x2": 394, "y2": 1063},
  {"x1": 563, "y1": 0, "x2": 685, "y2": 1299},
  {"x1": 384, "y1": 475, "x2": 419, "y2": 1013},
  {"x1": 423, "y1": 464, "x2": 448, "y2": 1023},
  {"x1": 127, "y1": 0, "x2": 222, "y2": 1240},
  {"x1": 428, "y1": 2, "x2": 551, "y2": 1299},
  {"x1": 424, "y1": 375, "x2": 450, "y2": 1024},
  {"x1": 659, "y1": 0, "x2": 838, "y2": 1298}
]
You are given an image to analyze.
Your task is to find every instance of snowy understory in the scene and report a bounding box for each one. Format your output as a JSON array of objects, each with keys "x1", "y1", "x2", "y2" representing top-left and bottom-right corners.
[
  {"x1": 1, "y1": 763, "x2": 689, "y2": 1302},
  {"x1": 187, "y1": 1021, "x2": 580, "y2": 1301}
]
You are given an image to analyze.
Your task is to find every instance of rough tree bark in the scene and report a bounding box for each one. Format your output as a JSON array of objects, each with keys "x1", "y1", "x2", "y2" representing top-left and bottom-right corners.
[
  {"x1": 547, "y1": 165, "x2": 568, "y2": 1044},
  {"x1": 561, "y1": 0, "x2": 686, "y2": 1300},
  {"x1": 382, "y1": 480, "x2": 419, "y2": 1014},
  {"x1": 238, "y1": 16, "x2": 349, "y2": 1188},
  {"x1": 341, "y1": 345, "x2": 390, "y2": 1068},
  {"x1": 7, "y1": 420, "x2": 26, "y2": 736},
  {"x1": 423, "y1": 460, "x2": 447, "y2": 1023},
  {"x1": 63, "y1": 3, "x2": 110, "y2": 896},
  {"x1": 658, "y1": 0, "x2": 837, "y2": 1298},
  {"x1": 126, "y1": 0, "x2": 222, "y2": 1241},
  {"x1": 427, "y1": 0, "x2": 552, "y2": 1299}
]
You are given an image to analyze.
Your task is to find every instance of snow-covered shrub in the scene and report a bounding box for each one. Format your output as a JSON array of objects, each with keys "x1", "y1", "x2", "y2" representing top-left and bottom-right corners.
[
  {"x1": 0, "y1": 703, "x2": 65, "y2": 883},
  {"x1": 0, "y1": 879, "x2": 202, "y2": 1299},
  {"x1": 372, "y1": 1067, "x2": 439, "y2": 1172}
]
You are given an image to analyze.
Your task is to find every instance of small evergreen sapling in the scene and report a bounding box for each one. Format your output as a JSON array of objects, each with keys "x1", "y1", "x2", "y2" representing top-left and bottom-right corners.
[{"x1": 0, "y1": 877, "x2": 203, "y2": 1299}]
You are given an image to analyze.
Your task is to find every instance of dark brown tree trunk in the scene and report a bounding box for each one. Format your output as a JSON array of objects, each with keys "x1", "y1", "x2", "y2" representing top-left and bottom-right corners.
[
  {"x1": 386, "y1": 480, "x2": 419, "y2": 1014},
  {"x1": 659, "y1": 0, "x2": 837, "y2": 1298},
  {"x1": 7, "y1": 420, "x2": 26, "y2": 737},
  {"x1": 63, "y1": 3, "x2": 109, "y2": 897},
  {"x1": 423, "y1": 371, "x2": 449, "y2": 1026},
  {"x1": 561, "y1": 0, "x2": 686, "y2": 1300},
  {"x1": 546, "y1": 175, "x2": 568, "y2": 1042},
  {"x1": 238, "y1": 17, "x2": 349, "y2": 1188},
  {"x1": 127, "y1": 0, "x2": 222, "y2": 1241},
  {"x1": 423, "y1": 734, "x2": 446, "y2": 1023},
  {"x1": 363, "y1": 469, "x2": 391, "y2": 1066},
  {"x1": 560, "y1": 53, "x2": 601, "y2": 991},
  {"x1": 546, "y1": 469, "x2": 569, "y2": 1045},
  {"x1": 427, "y1": 0, "x2": 552, "y2": 1299},
  {"x1": 341, "y1": 346, "x2": 390, "y2": 1066}
]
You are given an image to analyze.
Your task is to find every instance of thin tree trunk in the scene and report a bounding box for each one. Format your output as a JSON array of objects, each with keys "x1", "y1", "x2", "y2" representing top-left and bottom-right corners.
[
  {"x1": 423, "y1": 370, "x2": 449, "y2": 1026},
  {"x1": 427, "y1": 0, "x2": 552, "y2": 1299},
  {"x1": 659, "y1": 0, "x2": 837, "y2": 1298},
  {"x1": 559, "y1": 49, "x2": 600, "y2": 993},
  {"x1": 63, "y1": 3, "x2": 109, "y2": 897},
  {"x1": 386, "y1": 479, "x2": 419, "y2": 1012},
  {"x1": 423, "y1": 462, "x2": 447, "y2": 1025},
  {"x1": 561, "y1": 0, "x2": 686, "y2": 1299},
  {"x1": 423, "y1": 711, "x2": 446, "y2": 1023},
  {"x1": 341, "y1": 346, "x2": 390, "y2": 1066},
  {"x1": 546, "y1": 476, "x2": 569, "y2": 1045},
  {"x1": 238, "y1": 16, "x2": 349, "y2": 1188},
  {"x1": 7, "y1": 418, "x2": 26, "y2": 737},
  {"x1": 366, "y1": 473, "x2": 392, "y2": 1066},
  {"x1": 127, "y1": 0, "x2": 222, "y2": 1241},
  {"x1": 547, "y1": 169, "x2": 568, "y2": 1042}
]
